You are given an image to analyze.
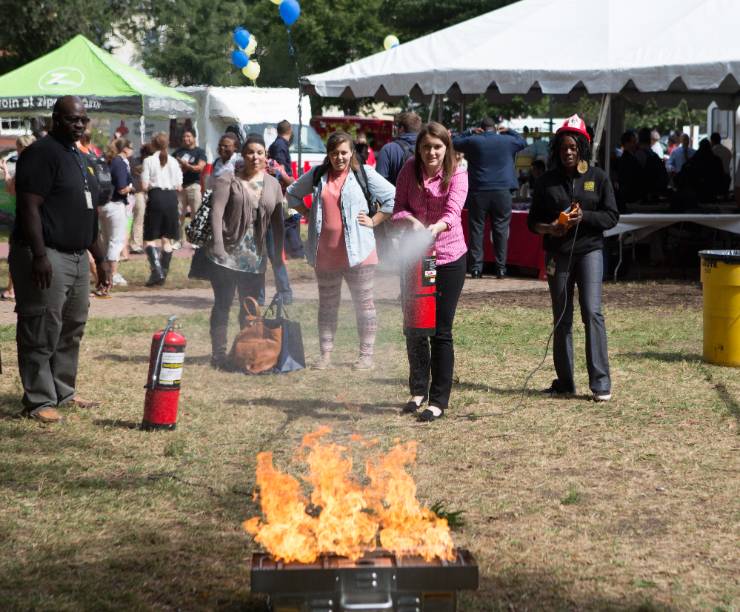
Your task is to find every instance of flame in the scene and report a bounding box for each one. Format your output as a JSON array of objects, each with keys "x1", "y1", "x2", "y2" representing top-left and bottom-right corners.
[{"x1": 243, "y1": 428, "x2": 455, "y2": 563}]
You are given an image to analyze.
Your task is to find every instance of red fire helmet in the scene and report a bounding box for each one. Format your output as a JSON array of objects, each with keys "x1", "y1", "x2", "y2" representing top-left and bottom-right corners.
[{"x1": 556, "y1": 114, "x2": 591, "y2": 142}]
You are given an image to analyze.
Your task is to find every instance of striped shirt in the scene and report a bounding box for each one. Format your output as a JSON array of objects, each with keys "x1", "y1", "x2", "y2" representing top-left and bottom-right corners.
[{"x1": 392, "y1": 159, "x2": 468, "y2": 265}]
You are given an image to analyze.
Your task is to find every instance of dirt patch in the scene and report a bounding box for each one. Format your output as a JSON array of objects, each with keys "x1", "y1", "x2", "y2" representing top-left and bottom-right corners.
[{"x1": 460, "y1": 281, "x2": 703, "y2": 310}]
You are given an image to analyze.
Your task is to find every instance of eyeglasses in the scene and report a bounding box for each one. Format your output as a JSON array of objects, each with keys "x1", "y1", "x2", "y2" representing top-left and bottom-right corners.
[{"x1": 62, "y1": 115, "x2": 91, "y2": 125}]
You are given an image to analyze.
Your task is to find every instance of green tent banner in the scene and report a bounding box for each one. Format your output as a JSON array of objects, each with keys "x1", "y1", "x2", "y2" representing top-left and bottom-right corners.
[{"x1": 0, "y1": 35, "x2": 195, "y2": 117}]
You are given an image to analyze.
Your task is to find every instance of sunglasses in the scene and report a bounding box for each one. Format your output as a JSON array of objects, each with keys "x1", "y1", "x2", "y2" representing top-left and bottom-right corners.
[{"x1": 62, "y1": 115, "x2": 91, "y2": 125}]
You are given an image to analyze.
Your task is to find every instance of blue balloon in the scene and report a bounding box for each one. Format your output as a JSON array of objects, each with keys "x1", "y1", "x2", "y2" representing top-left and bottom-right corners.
[
  {"x1": 279, "y1": 0, "x2": 301, "y2": 27},
  {"x1": 231, "y1": 50, "x2": 249, "y2": 69},
  {"x1": 233, "y1": 28, "x2": 250, "y2": 49}
]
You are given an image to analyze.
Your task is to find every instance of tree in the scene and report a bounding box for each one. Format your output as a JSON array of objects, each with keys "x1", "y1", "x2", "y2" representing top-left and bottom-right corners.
[
  {"x1": 119, "y1": 0, "x2": 252, "y2": 86},
  {"x1": 0, "y1": 0, "x2": 119, "y2": 73},
  {"x1": 380, "y1": 0, "x2": 518, "y2": 42}
]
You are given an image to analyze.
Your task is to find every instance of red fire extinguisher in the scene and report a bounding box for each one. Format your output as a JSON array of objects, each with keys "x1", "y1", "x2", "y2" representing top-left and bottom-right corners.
[
  {"x1": 402, "y1": 248, "x2": 437, "y2": 336},
  {"x1": 142, "y1": 315, "x2": 186, "y2": 431}
]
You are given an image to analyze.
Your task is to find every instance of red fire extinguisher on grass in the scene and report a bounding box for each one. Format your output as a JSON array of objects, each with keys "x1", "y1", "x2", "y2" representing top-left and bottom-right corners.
[
  {"x1": 142, "y1": 315, "x2": 186, "y2": 431},
  {"x1": 402, "y1": 248, "x2": 437, "y2": 336}
]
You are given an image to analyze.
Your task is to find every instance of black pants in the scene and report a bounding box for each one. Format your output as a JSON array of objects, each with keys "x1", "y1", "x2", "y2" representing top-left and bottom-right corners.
[
  {"x1": 405, "y1": 254, "x2": 466, "y2": 409},
  {"x1": 208, "y1": 264, "x2": 264, "y2": 361},
  {"x1": 468, "y1": 190, "x2": 512, "y2": 273}
]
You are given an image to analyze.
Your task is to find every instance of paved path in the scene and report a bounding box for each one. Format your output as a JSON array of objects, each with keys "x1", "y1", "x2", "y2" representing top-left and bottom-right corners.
[{"x1": 0, "y1": 274, "x2": 546, "y2": 325}]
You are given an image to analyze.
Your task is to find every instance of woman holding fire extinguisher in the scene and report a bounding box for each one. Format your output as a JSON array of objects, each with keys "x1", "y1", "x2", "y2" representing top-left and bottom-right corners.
[{"x1": 392, "y1": 122, "x2": 468, "y2": 422}]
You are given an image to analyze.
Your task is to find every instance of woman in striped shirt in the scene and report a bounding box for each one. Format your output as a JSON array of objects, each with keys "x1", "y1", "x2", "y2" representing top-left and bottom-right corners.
[{"x1": 392, "y1": 122, "x2": 468, "y2": 422}]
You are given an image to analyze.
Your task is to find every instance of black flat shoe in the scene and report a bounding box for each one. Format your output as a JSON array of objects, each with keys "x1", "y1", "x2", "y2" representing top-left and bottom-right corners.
[
  {"x1": 418, "y1": 406, "x2": 444, "y2": 422},
  {"x1": 402, "y1": 395, "x2": 427, "y2": 414}
]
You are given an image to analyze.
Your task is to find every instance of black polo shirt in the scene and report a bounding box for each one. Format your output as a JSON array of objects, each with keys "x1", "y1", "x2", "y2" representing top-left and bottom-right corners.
[
  {"x1": 174, "y1": 146, "x2": 207, "y2": 186},
  {"x1": 13, "y1": 134, "x2": 99, "y2": 252}
]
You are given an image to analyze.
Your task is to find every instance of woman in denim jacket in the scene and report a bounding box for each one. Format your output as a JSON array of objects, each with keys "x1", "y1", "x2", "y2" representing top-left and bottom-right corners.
[{"x1": 286, "y1": 131, "x2": 395, "y2": 370}]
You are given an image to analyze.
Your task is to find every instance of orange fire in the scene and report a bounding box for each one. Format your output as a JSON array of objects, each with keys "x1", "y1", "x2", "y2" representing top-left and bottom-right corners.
[{"x1": 243, "y1": 427, "x2": 455, "y2": 563}]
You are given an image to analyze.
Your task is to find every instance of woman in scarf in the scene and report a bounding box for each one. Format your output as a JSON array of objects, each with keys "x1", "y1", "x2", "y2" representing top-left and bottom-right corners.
[{"x1": 206, "y1": 134, "x2": 285, "y2": 369}]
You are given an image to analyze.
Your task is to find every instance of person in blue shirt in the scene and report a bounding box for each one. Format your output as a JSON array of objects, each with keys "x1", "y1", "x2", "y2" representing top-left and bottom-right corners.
[
  {"x1": 267, "y1": 120, "x2": 293, "y2": 177},
  {"x1": 453, "y1": 117, "x2": 526, "y2": 278},
  {"x1": 375, "y1": 111, "x2": 421, "y2": 186}
]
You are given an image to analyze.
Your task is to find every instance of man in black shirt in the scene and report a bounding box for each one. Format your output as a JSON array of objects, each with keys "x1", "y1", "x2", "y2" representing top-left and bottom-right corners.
[
  {"x1": 174, "y1": 128, "x2": 207, "y2": 244},
  {"x1": 11, "y1": 96, "x2": 111, "y2": 423}
]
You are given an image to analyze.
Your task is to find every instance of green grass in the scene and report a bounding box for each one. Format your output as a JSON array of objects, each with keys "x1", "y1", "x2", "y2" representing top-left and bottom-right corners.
[{"x1": 0, "y1": 284, "x2": 738, "y2": 611}]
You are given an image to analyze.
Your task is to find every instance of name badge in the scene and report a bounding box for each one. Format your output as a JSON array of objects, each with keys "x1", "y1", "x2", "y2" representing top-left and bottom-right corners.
[{"x1": 85, "y1": 190, "x2": 93, "y2": 209}]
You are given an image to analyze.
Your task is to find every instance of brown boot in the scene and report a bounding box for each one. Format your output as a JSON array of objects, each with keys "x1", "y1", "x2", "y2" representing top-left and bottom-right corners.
[
  {"x1": 210, "y1": 323, "x2": 229, "y2": 369},
  {"x1": 25, "y1": 406, "x2": 63, "y2": 423}
]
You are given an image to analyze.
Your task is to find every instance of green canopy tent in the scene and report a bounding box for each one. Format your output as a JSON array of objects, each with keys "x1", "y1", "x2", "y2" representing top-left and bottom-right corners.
[{"x1": 0, "y1": 34, "x2": 196, "y2": 142}]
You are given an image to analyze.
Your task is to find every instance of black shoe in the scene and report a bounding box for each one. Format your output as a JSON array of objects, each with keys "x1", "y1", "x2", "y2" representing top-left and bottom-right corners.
[
  {"x1": 542, "y1": 380, "x2": 575, "y2": 397},
  {"x1": 495, "y1": 268, "x2": 506, "y2": 279},
  {"x1": 471, "y1": 270, "x2": 483, "y2": 279},
  {"x1": 418, "y1": 406, "x2": 444, "y2": 422},
  {"x1": 402, "y1": 395, "x2": 427, "y2": 414}
]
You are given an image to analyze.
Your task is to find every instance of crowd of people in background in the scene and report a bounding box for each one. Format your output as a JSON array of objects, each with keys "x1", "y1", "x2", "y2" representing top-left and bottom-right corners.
[
  {"x1": 23, "y1": 93, "x2": 740, "y2": 423},
  {"x1": 614, "y1": 127, "x2": 732, "y2": 210}
]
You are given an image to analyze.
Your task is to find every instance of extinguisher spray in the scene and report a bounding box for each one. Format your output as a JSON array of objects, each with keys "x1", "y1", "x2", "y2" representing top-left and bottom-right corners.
[
  {"x1": 402, "y1": 248, "x2": 437, "y2": 336},
  {"x1": 142, "y1": 315, "x2": 186, "y2": 431}
]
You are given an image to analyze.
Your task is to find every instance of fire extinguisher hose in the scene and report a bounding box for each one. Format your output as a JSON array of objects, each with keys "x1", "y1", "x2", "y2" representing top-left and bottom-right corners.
[{"x1": 146, "y1": 315, "x2": 178, "y2": 390}]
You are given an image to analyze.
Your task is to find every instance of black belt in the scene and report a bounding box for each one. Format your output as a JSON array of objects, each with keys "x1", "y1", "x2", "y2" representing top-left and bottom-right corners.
[
  {"x1": 50, "y1": 246, "x2": 87, "y2": 255},
  {"x1": 12, "y1": 239, "x2": 87, "y2": 256}
]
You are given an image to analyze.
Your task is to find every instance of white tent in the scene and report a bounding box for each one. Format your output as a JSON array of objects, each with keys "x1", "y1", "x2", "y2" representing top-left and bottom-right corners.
[{"x1": 303, "y1": 0, "x2": 740, "y2": 109}]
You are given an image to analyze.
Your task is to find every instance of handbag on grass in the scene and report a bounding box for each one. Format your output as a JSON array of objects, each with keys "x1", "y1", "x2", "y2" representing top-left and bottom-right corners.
[
  {"x1": 228, "y1": 297, "x2": 282, "y2": 374},
  {"x1": 265, "y1": 294, "x2": 305, "y2": 373},
  {"x1": 186, "y1": 189, "x2": 213, "y2": 246}
]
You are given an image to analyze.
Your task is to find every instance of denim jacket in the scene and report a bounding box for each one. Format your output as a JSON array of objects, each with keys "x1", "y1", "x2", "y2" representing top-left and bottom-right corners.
[{"x1": 286, "y1": 164, "x2": 396, "y2": 268}]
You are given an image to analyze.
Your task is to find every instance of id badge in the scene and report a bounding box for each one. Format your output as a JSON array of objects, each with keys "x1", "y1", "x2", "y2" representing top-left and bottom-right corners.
[{"x1": 85, "y1": 190, "x2": 93, "y2": 209}]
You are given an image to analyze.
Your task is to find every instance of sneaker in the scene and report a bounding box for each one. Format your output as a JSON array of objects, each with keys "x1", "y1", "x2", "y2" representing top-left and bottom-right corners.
[
  {"x1": 111, "y1": 273, "x2": 128, "y2": 286},
  {"x1": 592, "y1": 391, "x2": 612, "y2": 402},
  {"x1": 25, "y1": 406, "x2": 63, "y2": 423},
  {"x1": 313, "y1": 353, "x2": 332, "y2": 370},
  {"x1": 352, "y1": 355, "x2": 374, "y2": 371}
]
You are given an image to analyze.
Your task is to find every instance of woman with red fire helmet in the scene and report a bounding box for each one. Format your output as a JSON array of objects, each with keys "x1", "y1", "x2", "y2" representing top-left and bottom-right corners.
[
  {"x1": 527, "y1": 115, "x2": 619, "y2": 402},
  {"x1": 392, "y1": 122, "x2": 468, "y2": 422}
]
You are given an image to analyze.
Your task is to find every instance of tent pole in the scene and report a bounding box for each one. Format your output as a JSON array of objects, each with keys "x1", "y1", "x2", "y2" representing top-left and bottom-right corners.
[
  {"x1": 139, "y1": 114, "x2": 145, "y2": 150},
  {"x1": 592, "y1": 94, "x2": 611, "y2": 168},
  {"x1": 428, "y1": 94, "x2": 436, "y2": 123},
  {"x1": 459, "y1": 99, "x2": 465, "y2": 131},
  {"x1": 605, "y1": 99, "x2": 612, "y2": 177}
]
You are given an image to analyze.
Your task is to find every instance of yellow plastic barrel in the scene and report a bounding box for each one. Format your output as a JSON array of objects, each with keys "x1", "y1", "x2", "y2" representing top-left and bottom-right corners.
[{"x1": 700, "y1": 250, "x2": 740, "y2": 366}]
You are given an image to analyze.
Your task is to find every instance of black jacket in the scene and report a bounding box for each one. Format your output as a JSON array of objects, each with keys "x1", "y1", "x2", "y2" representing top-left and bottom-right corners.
[{"x1": 528, "y1": 166, "x2": 619, "y2": 255}]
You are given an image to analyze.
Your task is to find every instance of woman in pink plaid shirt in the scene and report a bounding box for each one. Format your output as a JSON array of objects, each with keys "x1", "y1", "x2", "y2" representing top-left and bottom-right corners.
[{"x1": 392, "y1": 122, "x2": 468, "y2": 422}]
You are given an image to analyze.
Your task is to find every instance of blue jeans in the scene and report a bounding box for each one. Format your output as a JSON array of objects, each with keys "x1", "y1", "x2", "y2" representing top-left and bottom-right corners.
[{"x1": 547, "y1": 249, "x2": 611, "y2": 394}]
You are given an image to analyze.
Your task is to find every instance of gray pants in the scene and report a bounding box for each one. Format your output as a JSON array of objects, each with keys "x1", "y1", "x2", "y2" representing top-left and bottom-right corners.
[
  {"x1": 547, "y1": 249, "x2": 611, "y2": 394},
  {"x1": 468, "y1": 189, "x2": 512, "y2": 273},
  {"x1": 9, "y1": 245, "x2": 90, "y2": 410}
]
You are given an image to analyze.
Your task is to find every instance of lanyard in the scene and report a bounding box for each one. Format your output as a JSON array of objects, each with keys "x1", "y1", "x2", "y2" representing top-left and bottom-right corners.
[{"x1": 71, "y1": 147, "x2": 90, "y2": 191}]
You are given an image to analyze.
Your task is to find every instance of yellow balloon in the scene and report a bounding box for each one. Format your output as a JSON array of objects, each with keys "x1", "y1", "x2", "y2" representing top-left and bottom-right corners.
[
  {"x1": 242, "y1": 61, "x2": 261, "y2": 80},
  {"x1": 384, "y1": 35, "x2": 400, "y2": 50},
  {"x1": 245, "y1": 36, "x2": 257, "y2": 56}
]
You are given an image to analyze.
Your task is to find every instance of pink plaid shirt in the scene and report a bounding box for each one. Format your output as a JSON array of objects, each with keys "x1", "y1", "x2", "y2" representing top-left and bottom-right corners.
[{"x1": 392, "y1": 159, "x2": 468, "y2": 265}]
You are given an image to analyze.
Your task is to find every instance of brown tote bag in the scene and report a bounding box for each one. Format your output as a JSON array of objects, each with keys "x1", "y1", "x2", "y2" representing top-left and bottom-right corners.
[{"x1": 228, "y1": 297, "x2": 283, "y2": 374}]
